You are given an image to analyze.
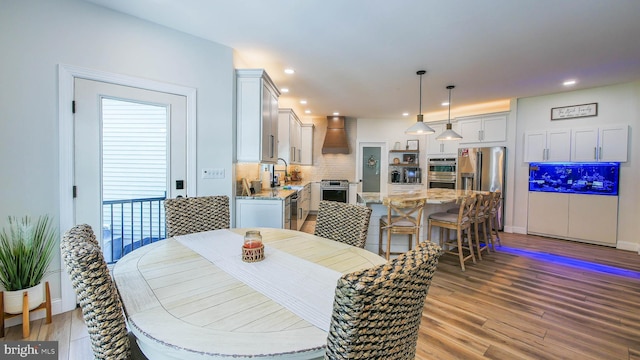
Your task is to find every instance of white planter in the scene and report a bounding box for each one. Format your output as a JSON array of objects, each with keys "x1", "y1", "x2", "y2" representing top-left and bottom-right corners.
[{"x1": 3, "y1": 282, "x2": 44, "y2": 314}]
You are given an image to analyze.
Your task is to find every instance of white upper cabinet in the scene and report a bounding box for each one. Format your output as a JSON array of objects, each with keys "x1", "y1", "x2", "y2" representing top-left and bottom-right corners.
[
  {"x1": 571, "y1": 125, "x2": 628, "y2": 162},
  {"x1": 426, "y1": 123, "x2": 460, "y2": 156},
  {"x1": 236, "y1": 69, "x2": 280, "y2": 163},
  {"x1": 278, "y1": 108, "x2": 302, "y2": 164},
  {"x1": 300, "y1": 123, "x2": 314, "y2": 165},
  {"x1": 457, "y1": 113, "x2": 507, "y2": 144},
  {"x1": 524, "y1": 129, "x2": 571, "y2": 162}
]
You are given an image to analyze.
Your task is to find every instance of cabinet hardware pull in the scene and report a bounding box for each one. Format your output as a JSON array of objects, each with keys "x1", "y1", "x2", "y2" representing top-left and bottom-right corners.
[{"x1": 593, "y1": 147, "x2": 597, "y2": 160}]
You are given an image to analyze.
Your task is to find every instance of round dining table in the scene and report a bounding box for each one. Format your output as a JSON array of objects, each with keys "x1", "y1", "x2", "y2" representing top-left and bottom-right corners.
[{"x1": 112, "y1": 228, "x2": 386, "y2": 360}]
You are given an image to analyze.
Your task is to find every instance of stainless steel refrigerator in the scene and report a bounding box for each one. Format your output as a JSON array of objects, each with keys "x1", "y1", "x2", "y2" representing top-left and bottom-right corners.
[{"x1": 457, "y1": 146, "x2": 506, "y2": 229}]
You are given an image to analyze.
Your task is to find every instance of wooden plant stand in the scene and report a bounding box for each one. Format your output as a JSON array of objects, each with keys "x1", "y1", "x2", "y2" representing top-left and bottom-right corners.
[{"x1": 0, "y1": 281, "x2": 52, "y2": 338}]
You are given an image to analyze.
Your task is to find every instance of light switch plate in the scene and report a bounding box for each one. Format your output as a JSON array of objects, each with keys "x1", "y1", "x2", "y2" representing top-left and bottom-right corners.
[{"x1": 202, "y1": 168, "x2": 225, "y2": 179}]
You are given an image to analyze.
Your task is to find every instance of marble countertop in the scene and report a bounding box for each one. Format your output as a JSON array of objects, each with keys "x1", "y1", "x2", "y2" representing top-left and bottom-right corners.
[
  {"x1": 237, "y1": 181, "x2": 311, "y2": 200},
  {"x1": 358, "y1": 188, "x2": 489, "y2": 205}
]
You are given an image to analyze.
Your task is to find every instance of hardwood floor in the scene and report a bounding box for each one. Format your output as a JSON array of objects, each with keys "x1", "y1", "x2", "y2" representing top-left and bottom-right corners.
[{"x1": 2, "y1": 220, "x2": 639, "y2": 360}]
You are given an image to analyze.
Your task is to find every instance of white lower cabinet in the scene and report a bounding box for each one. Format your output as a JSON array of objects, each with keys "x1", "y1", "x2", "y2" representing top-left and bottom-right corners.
[
  {"x1": 310, "y1": 182, "x2": 321, "y2": 212},
  {"x1": 527, "y1": 192, "x2": 618, "y2": 246},
  {"x1": 236, "y1": 199, "x2": 284, "y2": 228}
]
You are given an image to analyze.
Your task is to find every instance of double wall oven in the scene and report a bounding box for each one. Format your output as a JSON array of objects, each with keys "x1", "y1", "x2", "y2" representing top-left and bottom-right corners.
[
  {"x1": 427, "y1": 158, "x2": 457, "y2": 189},
  {"x1": 320, "y1": 179, "x2": 349, "y2": 203}
]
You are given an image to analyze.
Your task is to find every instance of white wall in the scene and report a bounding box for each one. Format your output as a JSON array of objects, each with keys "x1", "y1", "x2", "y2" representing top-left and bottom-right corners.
[
  {"x1": 0, "y1": 0, "x2": 234, "y2": 307},
  {"x1": 514, "y1": 82, "x2": 639, "y2": 251}
]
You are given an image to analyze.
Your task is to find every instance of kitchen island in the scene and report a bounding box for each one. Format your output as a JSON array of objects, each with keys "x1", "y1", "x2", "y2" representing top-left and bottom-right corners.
[
  {"x1": 236, "y1": 181, "x2": 312, "y2": 230},
  {"x1": 357, "y1": 188, "x2": 487, "y2": 255}
]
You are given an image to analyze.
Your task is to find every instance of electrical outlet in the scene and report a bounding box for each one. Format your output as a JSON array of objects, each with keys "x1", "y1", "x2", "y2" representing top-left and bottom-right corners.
[{"x1": 202, "y1": 168, "x2": 225, "y2": 179}]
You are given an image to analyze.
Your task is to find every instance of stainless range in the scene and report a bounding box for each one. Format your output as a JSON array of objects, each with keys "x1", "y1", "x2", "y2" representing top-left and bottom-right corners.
[{"x1": 320, "y1": 179, "x2": 349, "y2": 203}]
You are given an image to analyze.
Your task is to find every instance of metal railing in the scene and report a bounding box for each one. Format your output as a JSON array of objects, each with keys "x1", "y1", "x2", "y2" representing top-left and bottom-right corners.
[{"x1": 102, "y1": 195, "x2": 166, "y2": 264}]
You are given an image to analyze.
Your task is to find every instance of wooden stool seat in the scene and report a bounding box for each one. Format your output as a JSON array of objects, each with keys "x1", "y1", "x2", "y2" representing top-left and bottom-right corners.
[
  {"x1": 0, "y1": 281, "x2": 52, "y2": 338},
  {"x1": 379, "y1": 197, "x2": 426, "y2": 260}
]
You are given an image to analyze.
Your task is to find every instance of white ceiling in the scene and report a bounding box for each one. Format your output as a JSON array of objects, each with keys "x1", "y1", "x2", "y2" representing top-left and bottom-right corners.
[{"x1": 85, "y1": 0, "x2": 640, "y2": 120}]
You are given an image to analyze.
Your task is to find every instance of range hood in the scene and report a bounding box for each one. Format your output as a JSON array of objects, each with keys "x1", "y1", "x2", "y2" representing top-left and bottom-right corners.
[{"x1": 322, "y1": 116, "x2": 350, "y2": 154}]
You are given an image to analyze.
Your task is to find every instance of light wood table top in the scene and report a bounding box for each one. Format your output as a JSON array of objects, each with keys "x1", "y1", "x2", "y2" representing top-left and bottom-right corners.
[{"x1": 112, "y1": 228, "x2": 386, "y2": 360}]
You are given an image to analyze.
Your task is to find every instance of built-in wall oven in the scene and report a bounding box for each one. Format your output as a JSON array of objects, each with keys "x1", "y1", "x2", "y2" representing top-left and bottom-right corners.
[
  {"x1": 320, "y1": 179, "x2": 349, "y2": 203},
  {"x1": 427, "y1": 158, "x2": 457, "y2": 189}
]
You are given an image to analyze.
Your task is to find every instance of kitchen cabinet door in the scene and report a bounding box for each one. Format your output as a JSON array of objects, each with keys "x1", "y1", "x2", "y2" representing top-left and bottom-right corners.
[
  {"x1": 300, "y1": 124, "x2": 314, "y2": 165},
  {"x1": 524, "y1": 129, "x2": 571, "y2": 162},
  {"x1": 567, "y1": 194, "x2": 617, "y2": 245},
  {"x1": 458, "y1": 113, "x2": 507, "y2": 144},
  {"x1": 278, "y1": 108, "x2": 302, "y2": 164},
  {"x1": 571, "y1": 125, "x2": 628, "y2": 162},
  {"x1": 527, "y1": 192, "x2": 569, "y2": 237},
  {"x1": 236, "y1": 69, "x2": 280, "y2": 164},
  {"x1": 426, "y1": 123, "x2": 460, "y2": 156},
  {"x1": 236, "y1": 199, "x2": 284, "y2": 228}
]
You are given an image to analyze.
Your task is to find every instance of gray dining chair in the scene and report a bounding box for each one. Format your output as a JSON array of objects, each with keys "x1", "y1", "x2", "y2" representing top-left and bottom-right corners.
[
  {"x1": 61, "y1": 224, "x2": 147, "y2": 360},
  {"x1": 164, "y1": 195, "x2": 230, "y2": 237},
  {"x1": 314, "y1": 200, "x2": 373, "y2": 248},
  {"x1": 324, "y1": 241, "x2": 443, "y2": 359}
]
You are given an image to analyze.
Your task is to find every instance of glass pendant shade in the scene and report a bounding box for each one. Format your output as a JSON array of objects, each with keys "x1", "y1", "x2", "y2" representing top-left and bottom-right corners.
[
  {"x1": 436, "y1": 85, "x2": 463, "y2": 140},
  {"x1": 405, "y1": 70, "x2": 435, "y2": 135}
]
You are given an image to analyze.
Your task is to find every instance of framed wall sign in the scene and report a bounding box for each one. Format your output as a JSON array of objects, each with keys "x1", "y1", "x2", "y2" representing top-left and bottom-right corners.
[
  {"x1": 551, "y1": 103, "x2": 598, "y2": 120},
  {"x1": 406, "y1": 139, "x2": 419, "y2": 150}
]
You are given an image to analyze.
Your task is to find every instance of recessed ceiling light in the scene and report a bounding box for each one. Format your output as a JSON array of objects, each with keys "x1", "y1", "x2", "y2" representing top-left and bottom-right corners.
[
  {"x1": 332, "y1": 112, "x2": 340, "y2": 116},
  {"x1": 300, "y1": 100, "x2": 307, "y2": 104},
  {"x1": 281, "y1": 88, "x2": 289, "y2": 93},
  {"x1": 284, "y1": 68, "x2": 295, "y2": 75},
  {"x1": 305, "y1": 110, "x2": 311, "y2": 114},
  {"x1": 402, "y1": 112, "x2": 409, "y2": 117},
  {"x1": 563, "y1": 79, "x2": 577, "y2": 86},
  {"x1": 441, "y1": 102, "x2": 450, "y2": 106}
]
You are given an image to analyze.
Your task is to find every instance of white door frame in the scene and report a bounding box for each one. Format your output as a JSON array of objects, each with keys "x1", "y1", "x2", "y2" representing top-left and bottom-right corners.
[
  {"x1": 58, "y1": 64, "x2": 197, "y2": 313},
  {"x1": 357, "y1": 141, "x2": 388, "y2": 195}
]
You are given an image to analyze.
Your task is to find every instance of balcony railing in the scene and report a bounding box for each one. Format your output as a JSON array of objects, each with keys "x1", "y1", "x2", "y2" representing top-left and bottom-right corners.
[{"x1": 102, "y1": 195, "x2": 166, "y2": 264}]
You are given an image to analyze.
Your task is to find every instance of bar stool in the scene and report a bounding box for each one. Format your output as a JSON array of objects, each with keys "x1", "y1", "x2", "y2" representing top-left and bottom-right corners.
[
  {"x1": 472, "y1": 193, "x2": 491, "y2": 260},
  {"x1": 428, "y1": 193, "x2": 477, "y2": 271},
  {"x1": 379, "y1": 197, "x2": 426, "y2": 260},
  {"x1": 487, "y1": 190, "x2": 502, "y2": 249}
]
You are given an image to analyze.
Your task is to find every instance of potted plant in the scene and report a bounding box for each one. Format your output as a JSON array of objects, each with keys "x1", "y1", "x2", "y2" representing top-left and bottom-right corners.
[{"x1": 0, "y1": 215, "x2": 56, "y2": 314}]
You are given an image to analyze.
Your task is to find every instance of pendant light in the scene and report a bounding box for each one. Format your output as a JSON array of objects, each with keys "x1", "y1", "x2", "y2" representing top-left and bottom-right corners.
[
  {"x1": 405, "y1": 70, "x2": 435, "y2": 135},
  {"x1": 436, "y1": 85, "x2": 463, "y2": 140}
]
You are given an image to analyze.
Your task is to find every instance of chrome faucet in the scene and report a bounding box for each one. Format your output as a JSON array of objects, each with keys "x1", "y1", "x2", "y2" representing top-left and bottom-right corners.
[{"x1": 277, "y1": 158, "x2": 289, "y2": 177}]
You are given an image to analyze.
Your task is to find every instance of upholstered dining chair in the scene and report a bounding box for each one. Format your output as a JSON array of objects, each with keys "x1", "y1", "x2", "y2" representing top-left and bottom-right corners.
[
  {"x1": 428, "y1": 193, "x2": 477, "y2": 271},
  {"x1": 314, "y1": 200, "x2": 373, "y2": 248},
  {"x1": 61, "y1": 224, "x2": 147, "y2": 360},
  {"x1": 324, "y1": 241, "x2": 443, "y2": 360},
  {"x1": 164, "y1": 195, "x2": 230, "y2": 237},
  {"x1": 379, "y1": 197, "x2": 426, "y2": 260}
]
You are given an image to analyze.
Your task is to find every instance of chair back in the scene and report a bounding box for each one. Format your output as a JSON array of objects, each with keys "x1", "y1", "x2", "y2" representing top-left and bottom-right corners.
[
  {"x1": 315, "y1": 200, "x2": 373, "y2": 248},
  {"x1": 457, "y1": 193, "x2": 477, "y2": 228},
  {"x1": 474, "y1": 193, "x2": 491, "y2": 222},
  {"x1": 489, "y1": 190, "x2": 502, "y2": 216},
  {"x1": 61, "y1": 224, "x2": 131, "y2": 359},
  {"x1": 384, "y1": 198, "x2": 426, "y2": 228},
  {"x1": 324, "y1": 241, "x2": 443, "y2": 360},
  {"x1": 164, "y1": 195, "x2": 230, "y2": 237}
]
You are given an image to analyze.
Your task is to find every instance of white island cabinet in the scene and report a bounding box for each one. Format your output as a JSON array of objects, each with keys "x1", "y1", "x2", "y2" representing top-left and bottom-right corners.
[
  {"x1": 236, "y1": 69, "x2": 280, "y2": 164},
  {"x1": 236, "y1": 199, "x2": 285, "y2": 228}
]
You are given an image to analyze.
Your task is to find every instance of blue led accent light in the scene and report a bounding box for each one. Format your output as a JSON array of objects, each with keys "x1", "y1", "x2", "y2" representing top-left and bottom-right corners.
[
  {"x1": 499, "y1": 246, "x2": 640, "y2": 279},
  {"x1": 529, "y1": 162, "x2": 619, "y2": 195}
]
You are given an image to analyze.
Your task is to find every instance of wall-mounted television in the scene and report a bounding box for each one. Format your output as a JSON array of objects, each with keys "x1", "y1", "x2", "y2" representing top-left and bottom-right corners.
[{"x1": 529, "y1": 162, "x2": 620, "y2": 196}]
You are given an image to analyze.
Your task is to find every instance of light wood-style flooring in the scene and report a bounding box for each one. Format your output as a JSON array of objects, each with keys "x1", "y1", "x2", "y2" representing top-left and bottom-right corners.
[{"x1": 2, "y1": 217, "x2": 639, "y2": 359}]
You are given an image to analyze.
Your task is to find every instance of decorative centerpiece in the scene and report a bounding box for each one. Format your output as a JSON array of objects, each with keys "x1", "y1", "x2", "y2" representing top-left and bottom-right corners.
[{"x1": 242, "y1": 230, "x2": 264, "y2": 262}]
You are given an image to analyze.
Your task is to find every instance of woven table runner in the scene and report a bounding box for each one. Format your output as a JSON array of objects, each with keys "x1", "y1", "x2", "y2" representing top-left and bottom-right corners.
[{"x1": 175, "y1": 230, "x2": 341, "y2": 332}]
